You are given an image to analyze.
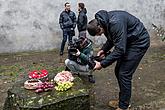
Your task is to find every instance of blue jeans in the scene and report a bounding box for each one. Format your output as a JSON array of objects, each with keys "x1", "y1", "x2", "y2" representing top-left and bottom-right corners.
[
  {"x1": 65, "y1": 59, "x2": 92, "y2": 75},
  {"x1": 60, "y1": 30, "x2": 73, "y2": 53},
  {"x1": 115, "y1": 48, "x2": 148, "y2": 109}
]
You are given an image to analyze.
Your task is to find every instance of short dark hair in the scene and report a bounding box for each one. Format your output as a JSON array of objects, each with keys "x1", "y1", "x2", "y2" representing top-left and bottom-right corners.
[
  {"x1": 78, "y1": 3, "x2": 85, "y2": 9},
  {"x1": 65, "y1": 2, "x2": 70, "y2": 7},
  {"x1": 87, "y1": 19, "x2": 101, "y2": 36}
]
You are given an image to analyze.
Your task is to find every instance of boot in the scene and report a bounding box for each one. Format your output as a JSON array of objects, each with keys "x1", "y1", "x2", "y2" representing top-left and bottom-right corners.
[
  {"x1": 108, "y1": 99, "x2": 119, "y2": 109},
  {"x1": 88, "y1": 75, "x2": 95, "y2": 83},
  {"x1": 65, "y1": 66, "x2": 70, "y2": 71},
  {"x1": 109, "y1": 99, "x2": 131, "y2": 110},
  {"x1": 60, "y1": 51, "x2": 63, "y2": 56}
]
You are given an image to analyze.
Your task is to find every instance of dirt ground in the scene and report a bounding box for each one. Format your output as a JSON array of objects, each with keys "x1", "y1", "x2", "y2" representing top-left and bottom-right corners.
[{"x1": 0, "y1": 40, "x2": 165, "y2": 110}]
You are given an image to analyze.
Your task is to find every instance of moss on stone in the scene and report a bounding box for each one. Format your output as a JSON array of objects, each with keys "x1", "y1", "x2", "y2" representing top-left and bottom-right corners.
[{"x1": 4, "y1": 77, "x2": 90, "y2": 110}]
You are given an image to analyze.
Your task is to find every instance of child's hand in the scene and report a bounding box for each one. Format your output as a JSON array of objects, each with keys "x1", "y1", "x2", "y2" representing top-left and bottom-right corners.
[{"x1": 75, "y1": 49, "x2": 81, "y2": 56}]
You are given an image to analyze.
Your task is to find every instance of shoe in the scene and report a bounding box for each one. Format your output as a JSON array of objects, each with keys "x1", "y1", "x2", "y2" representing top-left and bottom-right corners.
[
  {"x1": 116, "y1": 108, "x2": 124, "y2": 110},
  {"x1": 108, "y1": 99, "x2": 119, "y2": 109},
  {"x1": 88, "y1": 75, "x2": 95, "y2": 83},
  {"x1": 116, "y1": 107, "x2": 130, "y2": 110},
  {"x1": 116, "y1": 108, "x2": 122, "y2": 110},
  {"x1": 65, "y1": 66, "x2": 70, "y2": 71},
  {"x1": 109, "y1": 99, "x2": 131, "y2": 110},
  {"x1": 60, "y1": 51, "x2": 63, "y2": 56}
]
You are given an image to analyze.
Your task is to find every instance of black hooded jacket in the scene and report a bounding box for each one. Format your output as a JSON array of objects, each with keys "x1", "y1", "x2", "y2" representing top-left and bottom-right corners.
[
  {"x1": 59, "y1": 10, "x2": 76, "y2": 31},
  {"x1": 95, "y1": 10, "x2": 150, "y2": 68},
  {"x1": 77, "y1": 8, "x2": 88, "y2": 32}
]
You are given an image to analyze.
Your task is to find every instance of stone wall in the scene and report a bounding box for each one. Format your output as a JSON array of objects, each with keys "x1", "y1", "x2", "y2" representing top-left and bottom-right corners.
[{"x1": 0, "y1": 0, "x2": 164, "y2": 53}]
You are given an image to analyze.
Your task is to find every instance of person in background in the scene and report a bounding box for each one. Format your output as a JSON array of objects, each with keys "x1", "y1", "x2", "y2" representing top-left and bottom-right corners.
[
  {"x1": 77, "y1": 3, "x2": 88, "y2": 38},
  {"x1": 59, "y1": 2, "x2": 76, "y2": 56},
  {"x1": 87, "y1": 10, "x2": 150, "y2": 110}
]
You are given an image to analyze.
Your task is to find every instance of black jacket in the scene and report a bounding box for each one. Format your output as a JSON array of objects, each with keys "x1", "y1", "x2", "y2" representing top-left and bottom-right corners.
[
  {"x1": 77, "y1": 9, "x2": 88, "y2": 32},
  {"x1": 59, "y1": 10, "x2": 76, "y2": 31},
  {"x1": 95, "y1": 10, "x2": 150, "y2": 68}
]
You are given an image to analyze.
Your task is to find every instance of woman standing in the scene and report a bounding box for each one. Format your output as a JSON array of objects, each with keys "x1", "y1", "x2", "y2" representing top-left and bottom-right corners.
[{"x1": 77, "y1": 3, "x2": 88, "y2": 38}]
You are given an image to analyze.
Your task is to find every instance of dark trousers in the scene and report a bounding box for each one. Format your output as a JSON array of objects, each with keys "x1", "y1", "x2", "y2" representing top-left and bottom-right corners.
[
  {"x1": 115, "y1": 48, "x2": 148, "y2": 109},
  {"x1": 60, "y1": 30, "x2": 73, "y2": 53}
]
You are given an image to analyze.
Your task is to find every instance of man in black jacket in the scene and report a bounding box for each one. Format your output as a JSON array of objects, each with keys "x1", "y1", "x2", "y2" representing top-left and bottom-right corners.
[
  {"x1": 59, "y1": 2, "x2": 76, "y2": 56},
  {"x1": 77, "y1": 3, "x2": 88, "y2": 38},
  {"x1": 87, "y1": 10, "x2": 150, "y2": 110}
]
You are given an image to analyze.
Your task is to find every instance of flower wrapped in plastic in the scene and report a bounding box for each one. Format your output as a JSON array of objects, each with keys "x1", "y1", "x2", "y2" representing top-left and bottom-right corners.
[
  {"x1": 54, "y1": 71, "x2": 74, "y2": 91},
  {"x1": 54, "y1": 71, "x2": 74, "y2": 83}
]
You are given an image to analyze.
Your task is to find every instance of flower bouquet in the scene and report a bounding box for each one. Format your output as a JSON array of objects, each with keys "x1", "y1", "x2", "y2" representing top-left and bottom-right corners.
[{"x1": 54, "y1": 71, "x2": 74, "y2": 91}]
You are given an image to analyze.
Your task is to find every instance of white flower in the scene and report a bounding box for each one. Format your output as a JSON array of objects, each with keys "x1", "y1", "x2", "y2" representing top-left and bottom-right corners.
[{"x1": 54, "y1": 71, "x2": 74, "y2": 83}]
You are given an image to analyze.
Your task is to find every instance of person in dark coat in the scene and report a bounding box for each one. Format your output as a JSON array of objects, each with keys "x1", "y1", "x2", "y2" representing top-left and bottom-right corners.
[
  {"x1": 87, "y1": 10, "x2": 150, "y2": 110},
  {"x1": 77, "y1": 3, "x2": 88, "y2": 38},
  {"x1": 59, "y1": 2, "x2": 76, "y2": 56}
]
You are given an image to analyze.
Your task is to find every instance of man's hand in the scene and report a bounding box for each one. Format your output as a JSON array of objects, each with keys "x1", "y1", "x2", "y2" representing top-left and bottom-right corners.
[
  {"x1": 75, "y1": 49, "x2": 81, "y2": 56},
  {"x1": 97, "y1": 50, "x2": 105, "y2": 59},
  {"x1": 94, "y1": 61, "x2": 102, "y2": 70}
]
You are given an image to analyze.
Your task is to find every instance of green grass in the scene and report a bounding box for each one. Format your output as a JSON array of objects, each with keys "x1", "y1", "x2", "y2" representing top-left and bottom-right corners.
[{"x1": 0, "y1": 63, "x2": 65, "y2": 80}]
